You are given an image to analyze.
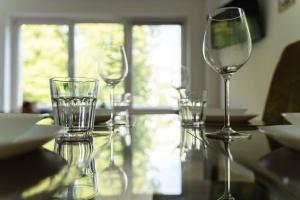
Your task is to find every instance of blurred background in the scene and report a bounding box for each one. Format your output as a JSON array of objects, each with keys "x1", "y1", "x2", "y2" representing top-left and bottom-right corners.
[{"x1": 0, "y1": 0, "x2": 298, "y2": 120}]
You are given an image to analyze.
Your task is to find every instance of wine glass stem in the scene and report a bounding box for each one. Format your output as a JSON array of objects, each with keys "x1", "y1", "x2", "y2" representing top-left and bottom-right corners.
[
  {"x1": 110, "y1": 84, "x2": 115, "y2": 123},
  {"x1": 224, "y1": 141, "x2": 231, "y2": 196},
  {"x1": 224, "y1": 78, "x2": 231, "y2": 129},
  {"x1": 110, "y1": 134, "x2": 114, "y2": 163}
]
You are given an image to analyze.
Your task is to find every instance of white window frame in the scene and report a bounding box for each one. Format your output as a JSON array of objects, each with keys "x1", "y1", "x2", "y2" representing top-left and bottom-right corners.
[
  {"x1": 12, "y1": 17, "x2": 186, "y2": 114},
  {"x1": 0, "y1": 0, "x2": 214, "y2": 113}
]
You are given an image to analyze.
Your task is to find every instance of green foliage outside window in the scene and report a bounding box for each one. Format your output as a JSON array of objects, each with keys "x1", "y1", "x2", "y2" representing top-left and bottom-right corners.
[
  {"x1": 132, "y1": 26, "x2": 152, "y2": 105},
  {"x1": 21, "y1": 25, "x2": 68, "y2": 104},
  {"x1": 21, "y1": 23, "x2": 151, "y2": 107}
]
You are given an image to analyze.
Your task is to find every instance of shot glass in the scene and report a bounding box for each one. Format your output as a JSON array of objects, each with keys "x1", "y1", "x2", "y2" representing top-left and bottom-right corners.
[
  {"x1": 178, "y1": 90, "x2": 207, "y2": 127},
  {"x1": 50, "y1": 77, "x2": 99, "y2": 138},
  {"x1": 113, "y1": 93, "x2": 131, "y2": 125}
]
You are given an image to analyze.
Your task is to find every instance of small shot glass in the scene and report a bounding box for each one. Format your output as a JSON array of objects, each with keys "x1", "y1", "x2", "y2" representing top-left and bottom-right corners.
[
  {"x1": 178, "y1": 90, "x2": 208, "y2": 127},
  {"x1": 113, "y1": 93, "x2": 131, "y2": 125}
]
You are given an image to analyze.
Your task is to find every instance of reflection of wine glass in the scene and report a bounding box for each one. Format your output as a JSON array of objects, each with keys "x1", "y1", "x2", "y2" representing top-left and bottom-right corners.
[
  {"x1": 218, "y1": 138, "x2": 234, "y2": 200},
  {"x1": 98, "y1": 46, "x2": 128, "y2": 126},
  {"x1": 99, "y1": 128, "x2": 128, "y2": 196},
  {"x1": 203, "y1": 7, "x2": 252, "y2": 139}
]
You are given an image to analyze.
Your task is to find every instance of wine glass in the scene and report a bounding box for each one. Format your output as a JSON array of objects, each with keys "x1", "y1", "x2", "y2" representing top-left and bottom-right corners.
[
  {"x1": 171, "y1": 65, "x2": 189, "y2": 99},
  {"x1": 98, "y1": 46, "x2": 128, "y2": 126},
  {"x1": 203, "y1": 7, "x2": 252, "y2": 139}
]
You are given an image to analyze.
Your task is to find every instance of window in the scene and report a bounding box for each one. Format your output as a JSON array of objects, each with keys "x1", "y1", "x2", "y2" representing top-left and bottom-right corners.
[
  {"x1": 132, "y1": 24, "x2": 181, "y2": 108},
  {"x1": 21, "y1": 24, "x2": 68, "y2": 106},
  {"x1": 74, "y1": 23, "x2": 125, "y2": 104},
  {"x1": 18, "y1": 20, "x2": 183, "y2": 112}
]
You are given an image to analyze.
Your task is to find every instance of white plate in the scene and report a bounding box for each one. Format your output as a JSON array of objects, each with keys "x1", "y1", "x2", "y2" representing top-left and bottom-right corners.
[
  {"x1": 282, "y1": 113, "x2": 300, "y2": 128},
  {"x1": 206, "y1": 108, "x2": 256, "y2": 123},
  {"x1": 95, "y1": 109, "x2": 110, "y2": 124},
  {"x1": 95, "y1": 108, "x2": 111, "y2": 116},
  {"x1": 0, "y1": 114, "x2": 62, "y2": 159},
  {"x1": 260, "y1": 125, "x2": 300, "y2": 152},
  {"x1": 206, "y1": 108, "x2": 247, "y2": 115}
]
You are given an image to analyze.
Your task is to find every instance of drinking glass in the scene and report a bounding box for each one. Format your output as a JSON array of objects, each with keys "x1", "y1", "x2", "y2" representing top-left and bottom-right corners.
[
  {"x1": 113, "y1": 93, "x2": 131, "y2": 125},
  {"x1": 178, "y1": 90, "x2": 208, "y2": 127},
  {"x1": 98, "y1": 46, "x2": 128, "y2": 126},
  {"x1": 203, "y1": 7, "x2": 252, "y2": 139},
  {"x1": 50, "y1": 77, "x2": 99, "y2": 139}
]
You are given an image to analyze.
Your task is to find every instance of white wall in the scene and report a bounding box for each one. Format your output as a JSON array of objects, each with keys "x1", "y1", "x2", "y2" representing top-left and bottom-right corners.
[{"x1": 230, "y1": 0, "x2": 300, "y2": 119}]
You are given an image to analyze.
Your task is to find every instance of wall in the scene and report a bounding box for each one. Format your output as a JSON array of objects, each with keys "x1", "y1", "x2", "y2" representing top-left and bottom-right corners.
[
  {"x1": 230, "y1": 0, "x2": 300, "y2": 119},
  {"x1": 0, "y1": 3, "x2": 10, "y2": 112}
]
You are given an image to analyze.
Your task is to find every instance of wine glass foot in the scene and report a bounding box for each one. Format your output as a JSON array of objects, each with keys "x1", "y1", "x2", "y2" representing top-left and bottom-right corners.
[
  {"x1": 105, "y1": 119, "x2": 114, "y2": 127},
  {"x1": 217, "y1": 193, "x2": 235, "y2": 200},
  {"x1": 105, "y1": 120, "x2": 129, "y2": 128},
  {"x1": 205, "y1": 127, "x2": 251, "y2": 140}
]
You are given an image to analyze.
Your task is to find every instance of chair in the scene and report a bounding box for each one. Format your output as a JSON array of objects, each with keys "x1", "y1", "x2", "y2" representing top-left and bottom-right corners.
[{"x1": 263, "y1": 40, "x2": 300, "y2": 125}]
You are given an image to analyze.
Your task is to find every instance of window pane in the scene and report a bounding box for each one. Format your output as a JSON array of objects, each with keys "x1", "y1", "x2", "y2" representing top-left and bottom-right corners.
[
  {"x1": 21, "y1": 24, "x2": 68, "y2": 106},
  {"x1": 75, "y1": 23, "x2": 124, "y2": 106},
  {"x1": 132, "y1": 25, "x2": 182, "y2": 107}
]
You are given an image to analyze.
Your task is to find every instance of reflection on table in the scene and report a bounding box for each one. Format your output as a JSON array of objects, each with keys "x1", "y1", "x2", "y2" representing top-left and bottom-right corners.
[
  {"x1": 52, "y1": 114, "x2": 292, "y2": 199},
  {"x1": 4, "y1": 114, "x2": 300, "y2": 199}
]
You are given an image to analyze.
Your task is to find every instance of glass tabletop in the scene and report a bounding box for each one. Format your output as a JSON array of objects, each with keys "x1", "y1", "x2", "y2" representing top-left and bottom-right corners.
[{"x1": 2, "y1": 114, "x2": 300, "y2": 200}]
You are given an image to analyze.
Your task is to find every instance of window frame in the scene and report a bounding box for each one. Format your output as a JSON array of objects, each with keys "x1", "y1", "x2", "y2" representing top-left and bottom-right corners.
[{"x1": 13, "y1": 17, "x2": 186, "y2": 114}]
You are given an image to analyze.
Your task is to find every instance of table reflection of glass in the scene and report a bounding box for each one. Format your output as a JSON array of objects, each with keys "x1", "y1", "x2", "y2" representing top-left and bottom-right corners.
[
  {"x1": 179, "y1": 127, "x2": 208, "y2": 162},
  {"x1": 5, "y1": 114, "x2": 300, "y2": 199},
  {"x1": 218, "y1": 138, "x2": 235, "y2": 200},
  {"x1": 98, "y1": 127, "x2": 128, "y2": 196},
  {"x1": 54, "y1": 136, "x2": 98, "y2": 199}
]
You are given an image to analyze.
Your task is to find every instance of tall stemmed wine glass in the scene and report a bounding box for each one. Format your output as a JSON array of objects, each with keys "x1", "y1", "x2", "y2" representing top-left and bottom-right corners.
[
  {"x1": 203, "y1": 7, "x2": 252, "y2": 139},
  {"x1": 98, "y1": 46, "x2": 128, "y2": 126}
]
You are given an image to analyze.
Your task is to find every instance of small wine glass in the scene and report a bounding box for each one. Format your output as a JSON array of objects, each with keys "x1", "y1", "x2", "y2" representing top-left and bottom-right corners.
[
  {"x1": 98, "y1": 46, "x2": 128, "y2": 127},
  {"x1": 171, "y1": 65, "x2": 189, "y2": 99},
  {"x1": 203, "y1": 7, "x2": 252, "y2": 139}
]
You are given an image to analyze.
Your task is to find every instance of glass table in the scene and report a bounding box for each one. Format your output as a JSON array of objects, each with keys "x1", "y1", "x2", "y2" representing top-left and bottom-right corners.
[{"x1": 1, "y1": 114, "x2": 300, "y2": 200}]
